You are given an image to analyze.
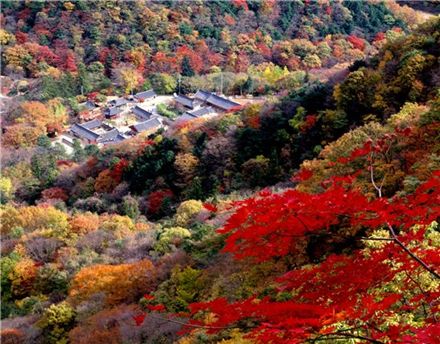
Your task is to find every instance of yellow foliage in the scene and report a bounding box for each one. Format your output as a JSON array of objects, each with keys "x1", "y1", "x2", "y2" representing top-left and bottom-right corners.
[
  {"x1": 69, "y1": 259, "x2": 156, "y2": 306},
  {"x1": 175, "y1": 200, "x2": 203, "y2": 226},
  {"x1": 64, "y1": 1, "x2": 75, "y2": 11},
  {"x1": 0, "y1": 205, "x2": 22, "y2": 235},
  {"x1": 0, "y1": 29, "x2": 15, "y2": 45},
  {"x1": 0, "y1": 177, "x2": 14, "y2": 202},
  {"x1": 100, "y1": 214, "x2": 135, "y2": 238},
  {"x1": 9, "y1": 258, "x2": 37, "y2": 297},
  {"x1": 174, "y1": 153, "x2": 199, "y2": 183},
  {"x1": 1, "y1": 205, "x2": 70, "y2": 238},
  {"x1": 4, "y1": 45, "x2": 30, "y2": 68}
]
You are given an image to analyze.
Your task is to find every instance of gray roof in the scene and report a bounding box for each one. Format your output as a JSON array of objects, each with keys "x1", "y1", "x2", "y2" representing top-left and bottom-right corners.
[
  {"x1": 84, "y1": 100, "x2": 98, "y2": 110},
  {"x1": 206, "y1": 94, "x2": 241, "y2": 111},
  {"x1": 174, "y1": 94, "x2": 194, "y2": 109},
  {"x1": 194, "y1": 90, "x2": 241, "y2": 111},
  {"x1": 194, "y1": 90, "x2": 211, "y2": 102},
  {"x1": 109, "y1": 98, "x2": 128, "y2": 107},
  {"x1": 81, "y1": 119, "x2": 102, "y2": 129},
  {"x1": 187, "y1": 106, "x2": 214, "y2": 118},
  {"x1": 135, "y1": 89, "x2": 156, "y2": 100},
  {"x1": 105, "y1": 107, "x2": 123, "y2": 117},
  {"x1": 100, "y1": 133, "x2": 126, "y2": 145},
  {"x1": 130, "y1": 117, "x2": 163, "y2": 133},
  {"x1": 177, "y1": 113, "x2": 198, "y2": 122},
  {"x1": 70, "y1": 124, "x2": 100, "y2": 141},
  {"x1": 132, "y1": 106, "x2": 153, "y2": 120},
  {"x1": 97, "y1": 128, "x2": 119, "y2": 142}
]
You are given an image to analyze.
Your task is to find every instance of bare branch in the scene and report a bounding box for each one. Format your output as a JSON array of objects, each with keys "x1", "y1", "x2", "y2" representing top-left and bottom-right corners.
[{"x1": 387, "y1": 223, "x2": 440, "y2": 280}]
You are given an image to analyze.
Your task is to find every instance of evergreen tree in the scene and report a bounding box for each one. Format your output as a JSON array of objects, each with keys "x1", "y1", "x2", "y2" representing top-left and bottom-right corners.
[
  {"x1": 181, "y1": 56, "x2": 195, "y2": 77},
  {"x1": 72, "y1": 139, "x2": 87, "y2": 163}
]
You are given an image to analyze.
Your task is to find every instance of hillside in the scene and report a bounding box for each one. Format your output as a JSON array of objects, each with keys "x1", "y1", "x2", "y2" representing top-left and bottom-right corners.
[{"x1": 1, "y1": 2, "x2": 440, "y2": 344}]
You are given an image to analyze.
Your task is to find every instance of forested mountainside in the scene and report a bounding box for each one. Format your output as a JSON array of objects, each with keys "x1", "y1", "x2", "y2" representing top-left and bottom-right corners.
[
  {"x1": 1, "y1": 1, "x2": 440, "y2": 344},
  {"x1": 0, "y1": 0, "x2": 421, "y2": 101}
]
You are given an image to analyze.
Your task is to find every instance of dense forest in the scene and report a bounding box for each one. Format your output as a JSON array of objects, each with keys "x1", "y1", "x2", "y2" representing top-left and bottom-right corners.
[{"x1": 1, "y1": 1, "x2": 439, "y2": 344}]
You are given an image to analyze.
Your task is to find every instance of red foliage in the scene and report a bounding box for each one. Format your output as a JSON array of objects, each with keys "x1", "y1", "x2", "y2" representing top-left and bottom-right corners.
[
  {"x1": 232, "y1": 0, "x2": 249, "y2": 11},
  {"x1": 256, "y1": 42, "x2": 272, "y2": 59},
  {"x1": 291, "y1": 169, "x2": 313, "y2": 182},
  {"x1": 41, "y1": 187, "x2": 69, "y2": 202},
  {"x1": 175, "y1": 167, "x2": 440, "y2": 342},
  {"x1": 235, "y1": 52, "x2": 250, "y2": 73},
  {"x1": 133, "y1": 314, "x2": 146, "y2": 326},
  {"x1": 347, "y1": 35, "x2": 366, "y2": 51},
  {"x1": 203, "y1": 203, "x2": 217, "y2": 213},
  {"x1": 15, "y1": 31, "x2": 28, "y2": 44},
  {"x1": 151, "y1": 52, "x2": 179, "y2": 74},
  {"x1": 109, "y1": 159, "x2": 129, "y2": 184},
  {"x1": 374, "y1": 32, "x2": 386, "y2": 42},
  {"x1": 176, "y1": 46, "x2": 204, "y2": 74},
  {"x1": 37, "y1": 46, "x2": 58, "y2": 64},
  {"x1": 299, "y1": 114, "x2": 317, "y2": 132},
  {"x1": 147, "y1": 189, "x2": 173, "y2": 215},
  {"x1": 65, "y1": 50, "x2": 77, "y2": 72}
]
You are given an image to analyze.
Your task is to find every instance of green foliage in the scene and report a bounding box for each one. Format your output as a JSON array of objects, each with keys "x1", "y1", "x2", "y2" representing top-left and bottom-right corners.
[
  {"x1": 38, "y1": 302, "x2": 76, "y2": 344},
  {"x1": 153, "y1": 266, "x2": 206, "y2": 312},
  {"x1": 155, "y1": 226, "x2": 191, "y2": 253},
  {"x1": 35, "y1": 265, "x2": 69, "y2": 295},
  {"x1": 120, "y1": 195, "x2": 140, "y2": 219},
  {"x1": 150, "y1": 73, "x2": 177, "y2": 94},
  {"x1": 72, "y1": 139, "x2": 87, "y2": 162},
  {"x1": 126, "y1": 138, "x2": 178, "y2": 195},
  {"x1": 157, "y1": 103, "x2": 177, "y2": 119},
  {"x1": 1, "y1": 253, "x2": 20, "y2": 306},
  {"x1": 181, "y1": 56, "x2": 195, "y2": 77}
]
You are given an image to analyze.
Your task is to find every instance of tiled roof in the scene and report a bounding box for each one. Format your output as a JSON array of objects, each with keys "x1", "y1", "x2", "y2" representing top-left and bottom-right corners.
[
  {"x1": 187, "y1": 106, "x2": 214, "y2": 118},
  {"x1": 176, "y1": 113, "x2": 197, "y2": 122},
  {"x1": 194, "y1": 90, "x2": 241, "y2": 111},
  {"x1": 84, "y1": 100, "x2": 98, "y2": 110},
  {"x1": 109, "y1": 98, "x2": 128, "y2": 107},
  {"x1": 97, "y1": 128, "x2": 127, "y2": 144},
  {"x1": 194, "y1": 90, "x2": 211, "y2": 102},
  {"x1": 174, "y1": 94, "x2": 194, "y2": 108},
  {"x1": 134, "y1": 89, "x2": 156, "y2": 100},
  {"x1": 70, "y1": 124, "x2": 100, "y2": 141},
  {"x1": 97, "y1": 128, "x2": 120, "y2": 142},
  {"x1": 205, "y1": 94, "x2": 241, "y2": 111},
  {"x1": 132, "y1": 105, "x2": 153, "y2": 120},
  {"x1": 81, "y1": 119, "x2": 102, "y2": 129},
  {"x1": 105, "y1": 107, "x2": 123, "y2": 117},
  {"x1": 130, "y1": 117, "x2": 163, "y2": 133}
]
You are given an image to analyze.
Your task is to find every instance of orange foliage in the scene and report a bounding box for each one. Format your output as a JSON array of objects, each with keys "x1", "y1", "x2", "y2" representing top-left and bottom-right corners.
[
  {"x1": 0, "y1": 328, "x2": 24, "y2": 344},
  {"x1": 69, "y1": 212, "x2": 100, "y2": 235},
  {"x1": 69, "y1": 259, "x2": 157, "y2": 306},
  {"x1": 94, "y1": 169, "x2": 118, "y2": 193}
]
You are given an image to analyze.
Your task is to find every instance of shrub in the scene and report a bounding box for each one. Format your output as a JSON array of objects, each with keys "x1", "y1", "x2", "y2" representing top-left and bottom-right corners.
[
  {"x1": 0, "y1": 328, "x2": 25, "y2": 344},
  {"x1": 24, "y1": 237, "x2": 63, "y2": 263},
  {"x1": 35, "y1": 264, "x2": 69, "y2": 295},
  {"x1": 153, "y1": 266, "x2": 207, "y2": 312},
  {"x1": 8, "y1": 258, "x2": 38, "y2": 297},
  {"x1": 120, "y1": 195, "x2": 140, "y2": 219},
  {"x1": 1, "y1": 205, "x2": 70, "y2": 239},
  {"x1": 69, "y1": 259, "x2": 157, "y2": 306},
  {"x1": 69, "y1": 212, "x2": 100, "y2": 235},
  {"x1": 38, "y1": 302, "x2": 76, "y2": 344},
  {"x1": 155, "y1": 227, "x2": 191, "y2": 253},
  {"x1": 174, "y1": 200, "x2": 203, "y2": 226}
]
